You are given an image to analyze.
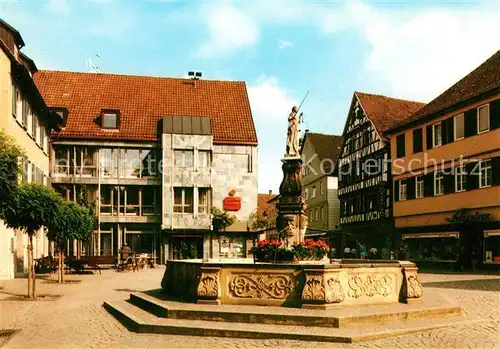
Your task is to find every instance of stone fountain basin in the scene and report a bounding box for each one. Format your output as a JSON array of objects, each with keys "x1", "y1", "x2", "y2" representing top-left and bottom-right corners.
[{"x1": 161, "y1": 259, "x2": 422, "y2": 309}]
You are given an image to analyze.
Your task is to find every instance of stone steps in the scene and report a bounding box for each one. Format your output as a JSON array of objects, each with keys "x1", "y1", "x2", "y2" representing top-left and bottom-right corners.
[
  {"x1": 103, "y1": 290, "x2": 473, "y2": 343},
  {"x1": 127, "y1": 291, "x2": 463, "y2": 328}
]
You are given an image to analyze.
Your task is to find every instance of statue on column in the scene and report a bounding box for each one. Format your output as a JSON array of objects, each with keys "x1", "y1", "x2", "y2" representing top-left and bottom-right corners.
[{"x1": 286, "y1": 106, "x2": 302, "y2": 157}]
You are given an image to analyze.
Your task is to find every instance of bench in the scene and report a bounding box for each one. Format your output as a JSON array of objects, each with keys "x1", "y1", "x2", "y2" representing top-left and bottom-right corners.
[{"x1": 80, "y1": 256, "x2": 116, "y2": 274}]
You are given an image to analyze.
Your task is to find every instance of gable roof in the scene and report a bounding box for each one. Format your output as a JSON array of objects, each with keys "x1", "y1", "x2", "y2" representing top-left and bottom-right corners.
[
  {"x1": 355, "y1": 92, "x2": 425, "y2": 134},
  {"x1": 257, "y1": 193, "x2": 278, "y2": 217},
  {"x1": 303, "y1": 132, "x2": 343, "y2": 163},
  {"x1": 33, "y1": 70, "x2": 258, "y2": 144},
  {"x1": 0, "y1": 18, "x2": 25, "y2": 48},
  {"x1": 388, "y1": 50, "x2": 500, "y2": 133}
]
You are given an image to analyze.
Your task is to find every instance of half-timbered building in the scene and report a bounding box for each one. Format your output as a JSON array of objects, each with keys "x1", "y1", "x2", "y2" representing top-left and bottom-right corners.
[{"x1": 337, "y1": 92, "x2": 424, "y2": 256}]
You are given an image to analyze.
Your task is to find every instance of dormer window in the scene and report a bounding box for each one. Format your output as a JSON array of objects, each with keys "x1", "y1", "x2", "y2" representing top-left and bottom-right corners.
[
  {"x1": 101, "y1": 109, "x2": 120, "y2": 129},
  {"x1": 51, "y1": 108, "x2": 68, "y2": 127}
]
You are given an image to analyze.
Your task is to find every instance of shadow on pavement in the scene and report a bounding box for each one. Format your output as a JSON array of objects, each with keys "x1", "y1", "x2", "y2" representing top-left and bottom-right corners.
[{"x1": 423, "y1": 278, "x2": 500, "y2": 292}]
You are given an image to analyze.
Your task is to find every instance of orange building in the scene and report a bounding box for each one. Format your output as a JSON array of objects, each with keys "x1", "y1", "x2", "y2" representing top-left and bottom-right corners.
[{"x1": 386, "y1": 50, "x2": 500, "y2": 267}]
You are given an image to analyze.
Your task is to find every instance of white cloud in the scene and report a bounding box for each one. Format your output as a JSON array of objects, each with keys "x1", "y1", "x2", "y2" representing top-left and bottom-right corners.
[
  {"x1": 248, "y1": 76, "x2": 298, "y2": 192},
  {"x1": 363, "y1": 7, "x2": 500, "y2": 101},
  {"x1": 45, "y1": 0, "x2": 70, "y2": 16},
  {"x1": 197, "y1": 4, "x2": 259, "y2": 58},
  {"x1": 277, "y1": 39, "x2": 293, "y2": 49}
]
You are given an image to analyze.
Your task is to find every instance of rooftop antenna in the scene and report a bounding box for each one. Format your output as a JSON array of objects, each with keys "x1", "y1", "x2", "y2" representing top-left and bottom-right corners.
[
  {"x1": 87, "y1": 53, "x2": 102, "y2": 73},
  {"x1": 188, "y1": 71, "x2": 202, "y2": 88}
]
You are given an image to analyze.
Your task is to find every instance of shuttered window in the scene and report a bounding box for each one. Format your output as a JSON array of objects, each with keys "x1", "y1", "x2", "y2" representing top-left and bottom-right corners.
[
  {"x1": 413, "y1": 128, "x2": 423, "y2": 153},
  {"x1": 434, "y1": 172, "x2": 444, "y2": 196},
  {"x1": 433, "y1": 123, "x2": 442, "y2": 147},
  {"x1": 415, "y1": 176, "x2": 424, "y2": 198},
  {"x1": 455, "y1": 166, "x2": 466, "y2": 192},
  {"x1": 396, "y1": 133, "x2": 406, "y2": 158},
  {"x1": 464, "y1": 109, "x2": 478, "y2": 137}
]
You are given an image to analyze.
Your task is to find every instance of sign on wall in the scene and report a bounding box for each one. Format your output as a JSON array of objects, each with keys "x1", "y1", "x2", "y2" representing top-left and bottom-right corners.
[
  {"x1": 223, "y1": 189, "x2": 241, "y2": 211},
  {"x1": 446, "y1": 208, "x2": 491, "y2": 224}
]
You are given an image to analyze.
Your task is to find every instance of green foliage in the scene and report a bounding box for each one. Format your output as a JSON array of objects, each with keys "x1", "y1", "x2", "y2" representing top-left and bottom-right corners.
[
  {"x1": 47, "y1": 201, "x2": 94, "y2": 250},
  {"x1": 0, "y1": 131, "x2": 24, "y2": 219},
  {"x1": 212, "y1": 207, "x2": 236, "y2": 233},
  {"x1": 4, "y1": 183, "x2": 62, "y2": 236},
  {"x1": 76, "y1": 184, "x2": 98, "y2": 231},
  {"x1": 248, "y1": 206, "x2": 276, "y2": 231}
]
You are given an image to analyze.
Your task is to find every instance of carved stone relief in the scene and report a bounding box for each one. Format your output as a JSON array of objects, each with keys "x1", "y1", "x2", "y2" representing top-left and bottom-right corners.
[
  {"x1": 347, "y1": 274, "x2": 393, "y2": 298},
  {"x1": 302, "y1": 274, "x2": 325, "y2": 301},
  {"x1": 402, "y1": 267, "x2": 423, "y2": 299},
  {"x1": 228, "y1": 273, "x2": 297, "y2": 300},
  {"x1": 325, "y1": 277, "x2": 345, "y2": 304},
  {"x1": 197, "y1": 268, "x2": 221, "y2": 300}
]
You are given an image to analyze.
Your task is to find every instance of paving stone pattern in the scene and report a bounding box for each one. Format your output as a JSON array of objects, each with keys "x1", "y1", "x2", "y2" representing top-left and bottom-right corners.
[{"x1": 0, "y1": 268, "x2": 498, "y2": 349}]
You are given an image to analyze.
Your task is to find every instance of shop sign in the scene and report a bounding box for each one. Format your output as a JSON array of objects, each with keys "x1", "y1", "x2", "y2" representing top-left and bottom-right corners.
[
  {"x1": 446, "y1": 209, "x2": 491, "y2": 224},
  {"x1": 223, "y1": 189, "x2": 241, "y2": 211},
  {"x1": 485, "y1": 251, "x2": 493, "y2": 263}
]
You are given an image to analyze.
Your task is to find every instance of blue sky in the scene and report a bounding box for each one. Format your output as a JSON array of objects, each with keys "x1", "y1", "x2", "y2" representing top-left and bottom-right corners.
[{"x1": 1, "y1": 0, "x2": 499, "y2": 192}]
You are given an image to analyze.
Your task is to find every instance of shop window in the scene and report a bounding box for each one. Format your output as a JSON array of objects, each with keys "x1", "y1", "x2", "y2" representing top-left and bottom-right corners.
[
  {"x1": 478, "y1": 104, "x2": 490, "y2": 133},
  {"x1": 174, "y1": 150, "x2": 194, "y2": 167},
  {"x1": 434, "y1": 172, "x2": 444, "y2": 196},
  {"x1": 174, "y1": 187, "x2": 194, "y2": 213},
  {"x1": 219, "y1": 236, "x2": 245, "y2": 258},
  {"x1": 198, "y1": 188, "x2": 211, "y2": 214},
  {"x1": 455, "y1": 166, "x2": 466, "y2": 192},
  {"x1": 198, "y1": 150, "x2": 211, "y2": 168},
  {"x1": 480, "y1": 160, "x2": 492, "y2": 188}
]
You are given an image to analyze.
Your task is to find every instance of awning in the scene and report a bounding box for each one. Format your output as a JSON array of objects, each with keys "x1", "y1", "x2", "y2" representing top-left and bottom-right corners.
[
  {"x1": 403, "y1": 232, "x2": 459, "y2": 239},
  {"x1": 484, "y1": 230, "x2": 500, "y2": 237}
]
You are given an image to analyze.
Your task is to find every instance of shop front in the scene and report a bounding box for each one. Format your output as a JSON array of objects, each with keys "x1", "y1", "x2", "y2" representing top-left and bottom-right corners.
[{"x1": 484, "y1": 230, "x2": 500, "y2": 264}]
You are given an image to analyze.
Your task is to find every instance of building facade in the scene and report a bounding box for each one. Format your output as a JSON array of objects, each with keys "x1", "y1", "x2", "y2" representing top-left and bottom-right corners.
[
  {"x1": 337, "y1": 92, "x2": 424, "y2": 257},
  {"x1": 0, "y1": 20, "x2": 60, "y2": 279},
  {"x1": 387, "y1": 50, "x2": 500, "y2": 266},
  {"x1": 34, "y1": 70, "x2": 258, "y2": 263},
  {"x1": 301, "y1": 132, "x2": 343, "y2": 232}
]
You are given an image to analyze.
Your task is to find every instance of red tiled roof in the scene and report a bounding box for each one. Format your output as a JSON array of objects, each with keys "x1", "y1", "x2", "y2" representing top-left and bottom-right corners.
[
  {"x1": 304, "y1": 133, "x2": 343, "y2": 163},
  {"x1": 257, "y1": 193, "x2": 277, "y2": 217},
  {"x1": 355, "y1": 92, "x2": 425, "y2": 134},
  {"x1": 389, "y1": 50, "x2": 500, "y2": 132},
  {"x1": 33, "y1": 70, "x2": 258, "y2": 144}
]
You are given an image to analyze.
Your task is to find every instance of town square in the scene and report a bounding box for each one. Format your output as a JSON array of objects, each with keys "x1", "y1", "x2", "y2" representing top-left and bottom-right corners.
[{"x1": 0, "y1": 1, "x2": 499, "y2": 348}]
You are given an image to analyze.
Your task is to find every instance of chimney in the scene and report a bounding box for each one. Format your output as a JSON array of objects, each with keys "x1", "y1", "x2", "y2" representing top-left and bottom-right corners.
[{"x1": 269, "y1": 190, "x2": 272, "y2": 195}]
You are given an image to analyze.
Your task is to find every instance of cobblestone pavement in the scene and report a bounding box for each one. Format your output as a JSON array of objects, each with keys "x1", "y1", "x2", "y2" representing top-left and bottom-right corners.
[{"x1": 0, "y1": 268, "x2": 499, "y2": 349}]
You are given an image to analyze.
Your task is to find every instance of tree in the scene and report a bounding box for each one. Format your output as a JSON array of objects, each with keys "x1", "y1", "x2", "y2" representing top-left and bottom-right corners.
[
  {"x1": 0, "y1": 131, "x2": 24, "y2": 220},
  {"x1": 4, "y1": 183, "x2": 62, "y2": 298},
  {"x1": 212, "y1": 207, "x2": 236, "y2": 233},
  {"x1": 47, "y1": 201, "x2": 94, "y2": 283},
  {"x1": 248, "y1": 205, "x2": 277, "y2": 231}
]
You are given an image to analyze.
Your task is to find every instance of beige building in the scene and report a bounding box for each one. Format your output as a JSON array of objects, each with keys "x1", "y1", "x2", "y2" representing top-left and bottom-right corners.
[
  {"x1": 301, "y1": 132, "x2": 343, "y2": 232},
  {"x1": 0, "y1": 19, "x2": 60, "y2": 279}
]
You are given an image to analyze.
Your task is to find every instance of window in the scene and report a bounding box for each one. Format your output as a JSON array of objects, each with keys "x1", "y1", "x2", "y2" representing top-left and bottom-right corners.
[
  {"x1": 304, "y1": 188, "x2": 308, "y2": 200},
  {"x1": 413, "y1": 128, "x2": 423, "y2": 153},
  {"x1": 396, "y1": 133, "x2": 406, "y2": 158},
  {"x1": 198, "y1": 150, "x2": 211, "y2": 168},
  {"x1": 52, "y1": 108, "x2": 68, "y2": 127},
  {"x1": 22, "y1": 100, "x2": 29, "y2": 128},
  {"x1": 314, "y1": 208, "x2": 318, "y2": 221},
  {"x1": 174, "y1": 187, "x2": 194, "y2": 213},
  {"x1": 142, "y1": 187, "x2": 157, "y2": 215},
  {"x1": 43, "y1": 126, "x2": 49, "y2": 152},
  {"x1": 125, "y1": 187, "x2": 140, "y2": 216},
  {"x1": 320, "y1": 206, "x2": 325, "y2": 220},
  {"x1": 12, "y1": 82, "x2": 17, "y2": 118},
  {"x1": 198, "y1": 188, "x2": 211, "y2": 214},
  {"x1": 32, "y1": 114, "x2": 38, "y2": 142},
  {"x1": 14, "y1": 89, "x2": 22, "y2": 121},
  {"x1": 174, "y1": 150, "x2": 194, "y2": 167},
  {"x1": 78, "y1": 147, "x2": 97, "y2": 176},
  {"x1": 399, "y1": 181, "x2": 407, "y2": 201},
  {"x1": 454, "y1": 114, "x2": 464, "y2": 140},
  {"x1": 121, "y1": 149, "x2": 140, "y2": 178},
  {"x1": 320, "y1": 180, "x2": 324, "y2": 194},
  {"x1": 100, "y1": 148, "x2": 118, "y2": 177},
  {"x1": 455, "y1": 166, "x2": 466, "y2": 192},
  {"x1": 141, "y1": 149, "x2": 159, "y2": 177},
  {"x1": 434, "y1": 172, "x2": 444, "y2": 196},
  {"x1": 480, "y1": 160, "x2": 492, "y2": 188},
  {"x1": 416, "y1": 176, "x2": 424, "y2": 198},
  {"x1": 478, "y1": 104, "x2": 490, "y2": 133},
  {"x1": 101, "y1": 110, "x2": 119, "y2": 129},
  {"x1": 433, "y1": 123, "x2": 442, "y2": 147},
  {"x1": 312, "y1": 185, "x2": 316, "y2": 198}
]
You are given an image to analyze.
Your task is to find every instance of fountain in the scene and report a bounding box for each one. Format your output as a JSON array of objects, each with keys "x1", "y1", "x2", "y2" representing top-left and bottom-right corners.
[{"x1": 160, "y1": 105, "x2": 424, "y2": 309}]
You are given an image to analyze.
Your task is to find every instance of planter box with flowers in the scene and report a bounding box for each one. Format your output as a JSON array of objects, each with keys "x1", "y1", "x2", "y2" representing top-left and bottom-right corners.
[{"x1": 250, "y1": 239, "x2": 330, "y2": 263}]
